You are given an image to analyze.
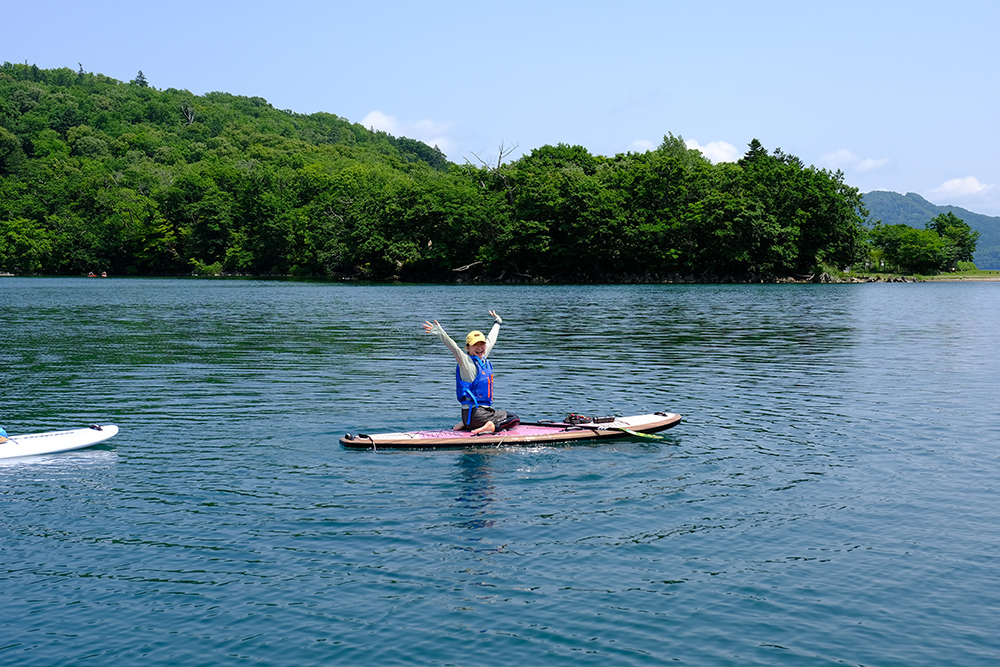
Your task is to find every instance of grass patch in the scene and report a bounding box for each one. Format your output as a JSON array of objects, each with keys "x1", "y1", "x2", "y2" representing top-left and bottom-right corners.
[
  {"x1": 843, "y1": 262, "x2": 1000, "y2": 282},
  {"x1": 918, "y1": 267, "x2": 1000, "y2": 280}
]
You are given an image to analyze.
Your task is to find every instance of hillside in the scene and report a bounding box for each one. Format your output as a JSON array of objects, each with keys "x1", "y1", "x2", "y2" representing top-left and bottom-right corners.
[
  {"x1": 0, "y1": 63, "x2": 876, "y2": 279},
  {"x1": 862, "y1": 191, "x2": 1000, "y2": 269}
]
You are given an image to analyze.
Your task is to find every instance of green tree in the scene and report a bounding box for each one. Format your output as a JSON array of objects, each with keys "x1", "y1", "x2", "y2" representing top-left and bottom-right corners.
[
  {"x1": 738, "y1": 141, "x2": 866, "y2": 273},
  {"x1": 657, "y1": 132, "x2": 711, "y2": 171},
  {"x1": 0, "y1": 218, "x2": 53, "y2": 273},
  {"x1": 158, "y1": 168, "x2": 234, "y2": 266},
  {"x1": 0, "y1": 126, "x2": 26, "y2": 175},
  {"x1": 869, "y1": 222, "x2": 946, "y2": 273},
  {"x1": 926, "y1": 211, "x2": 978, "y2": 266},
  {"x1": 870, "y1": 213, "x2": 981, "y2": 274},
  {"x1": 612, "y1": 150, "x2": 700, "y2": 274}
]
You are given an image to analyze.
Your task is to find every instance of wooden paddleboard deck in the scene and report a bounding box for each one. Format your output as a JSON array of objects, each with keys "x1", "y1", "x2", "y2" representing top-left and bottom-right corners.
[
  {"x1": 0, "y1": 424, "x2": 119, "y2": 459},
  {"x1": 340, "y1": 412, "x2": 681, "y2": 449}
]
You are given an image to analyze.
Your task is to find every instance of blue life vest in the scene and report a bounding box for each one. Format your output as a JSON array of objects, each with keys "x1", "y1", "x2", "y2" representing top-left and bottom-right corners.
[{"x1": 456, "y1": 356, "x2": 493, "y2": 410}]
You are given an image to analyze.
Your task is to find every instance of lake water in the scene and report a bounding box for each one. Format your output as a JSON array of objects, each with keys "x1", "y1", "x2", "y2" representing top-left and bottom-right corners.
[{"x1": 2, "y1": 278, "x2": 998, "y2": 666}]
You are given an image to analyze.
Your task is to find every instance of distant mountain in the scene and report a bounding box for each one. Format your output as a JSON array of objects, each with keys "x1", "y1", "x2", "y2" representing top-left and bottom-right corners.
[{"x1": 862, "y1": 191, "x2": 1000, "y2": 269}]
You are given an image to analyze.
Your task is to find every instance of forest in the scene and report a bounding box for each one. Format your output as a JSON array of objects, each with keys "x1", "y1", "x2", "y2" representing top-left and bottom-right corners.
[{"x1": 0, "y1": 63, "x2": 976, "y2": 280}]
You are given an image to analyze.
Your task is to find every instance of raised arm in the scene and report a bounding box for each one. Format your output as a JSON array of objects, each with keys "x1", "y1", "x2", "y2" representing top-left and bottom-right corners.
[
  {"x1": 484, "y1": 311, "x2": 502, "y2": 355},
  {"x1": 424, "y1": 319, "x2": 476, "y2": 379}
]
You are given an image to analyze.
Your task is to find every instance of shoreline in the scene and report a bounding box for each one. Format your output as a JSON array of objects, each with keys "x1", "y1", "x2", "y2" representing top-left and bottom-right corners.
[
  {"x1": 920, "y1": 276, "x2": 1000, "y2": 282},
  {"x1": 4, "y1": 271, "x2": 1000, "y2": 283}
]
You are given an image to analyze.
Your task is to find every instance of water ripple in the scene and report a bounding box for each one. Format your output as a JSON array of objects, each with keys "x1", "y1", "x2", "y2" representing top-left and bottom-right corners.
[{"x1": 2, "y1": 280, "x2": 999, "y2": 666}]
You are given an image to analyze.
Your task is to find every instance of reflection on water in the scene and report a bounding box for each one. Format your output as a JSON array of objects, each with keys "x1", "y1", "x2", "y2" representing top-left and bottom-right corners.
[
  {"x1": 0, "y1": 448, "x2": 118, "y2": 470},
  {"x1": 454, "y1": 452, "x2": 498, "y2": 531}
]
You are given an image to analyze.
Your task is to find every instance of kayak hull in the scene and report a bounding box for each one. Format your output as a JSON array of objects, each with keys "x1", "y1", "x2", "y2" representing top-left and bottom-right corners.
[
  {"x1": 0, "y1": 424, "x2": 120, "y2": 459},
  {"x1": 340, "y1": 412, "x2": 680, "y2": 449}
]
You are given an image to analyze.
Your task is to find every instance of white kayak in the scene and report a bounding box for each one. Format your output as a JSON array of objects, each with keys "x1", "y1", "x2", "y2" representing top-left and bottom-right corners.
[{"x1": 0, "y1": 424, "x2": 119, "y2": 459}]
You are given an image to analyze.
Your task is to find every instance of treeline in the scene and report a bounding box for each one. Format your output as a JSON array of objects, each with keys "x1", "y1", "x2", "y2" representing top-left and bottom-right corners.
[
  {"x1": 867, "y1": 212, "x2": 979, "y2": 274},
  {"x1": 0, "y1": 62, "x2": 939, "y2": 280},
  {"x1": 862, "y1": 190, "x2": 997, "y2": 270}
]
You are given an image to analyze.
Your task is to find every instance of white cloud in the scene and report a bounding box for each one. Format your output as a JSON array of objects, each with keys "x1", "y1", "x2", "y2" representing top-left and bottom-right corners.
[
  {"x1": 820, "y1": 149, "x2": 859, "y2": 169},
  {"x1": 361, "y1": 110, "x2": 397, "y2": 133},
  {"x1": 820, "y1": 148, "x2": 889, "y2": 173},
  {"x1": 361, "y1": 110, "x2": 456, "y2": 156},
  {"x1": 628, "y1": 139, "x2": 656, "y2": 153},
  {"x1": 856, "y1": 157, "x2": 890, "y2": 173},
  {"x1": 685, "y1": 139, "x2": 740, "y2": 163},
  {"x1": 930, "y1": 176, "x2": 994, "y2": 198}
]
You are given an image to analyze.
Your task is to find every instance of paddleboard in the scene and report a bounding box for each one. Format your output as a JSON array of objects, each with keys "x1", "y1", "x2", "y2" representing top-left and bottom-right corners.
[
  {"x1": 340, "y1": 412, "x2": 680, "y2": 449},
  {"x1": 0, "y1": 424, "x2": 120, "y2": 459}
]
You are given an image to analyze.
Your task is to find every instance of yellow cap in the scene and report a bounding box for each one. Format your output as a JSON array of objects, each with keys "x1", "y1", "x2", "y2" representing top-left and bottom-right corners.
[{"x1": 466, "y1": 330, "x2": 487, "y2": 346}]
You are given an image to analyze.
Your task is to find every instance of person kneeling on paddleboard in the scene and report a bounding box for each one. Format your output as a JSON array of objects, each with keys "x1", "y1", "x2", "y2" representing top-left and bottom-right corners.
[{"x1": 422, "y1": 310, "x2": 518, "y2": 435}]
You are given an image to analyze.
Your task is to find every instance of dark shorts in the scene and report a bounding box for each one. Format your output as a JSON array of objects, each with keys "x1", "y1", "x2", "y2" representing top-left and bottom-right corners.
[{"x1": 461, "y1": 406, "x2": 508, "y2": 430}]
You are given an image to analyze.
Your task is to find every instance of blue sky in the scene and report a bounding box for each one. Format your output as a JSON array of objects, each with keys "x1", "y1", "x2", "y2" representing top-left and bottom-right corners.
[{"x1": 8, "y1": 0, "x2": 1000, "y2": 215}]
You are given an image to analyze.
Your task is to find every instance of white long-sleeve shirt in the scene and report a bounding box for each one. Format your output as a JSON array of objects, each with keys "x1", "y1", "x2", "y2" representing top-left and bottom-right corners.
[{"x1": 427, "y1": 316, "x2": 502, "y2": 382}]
